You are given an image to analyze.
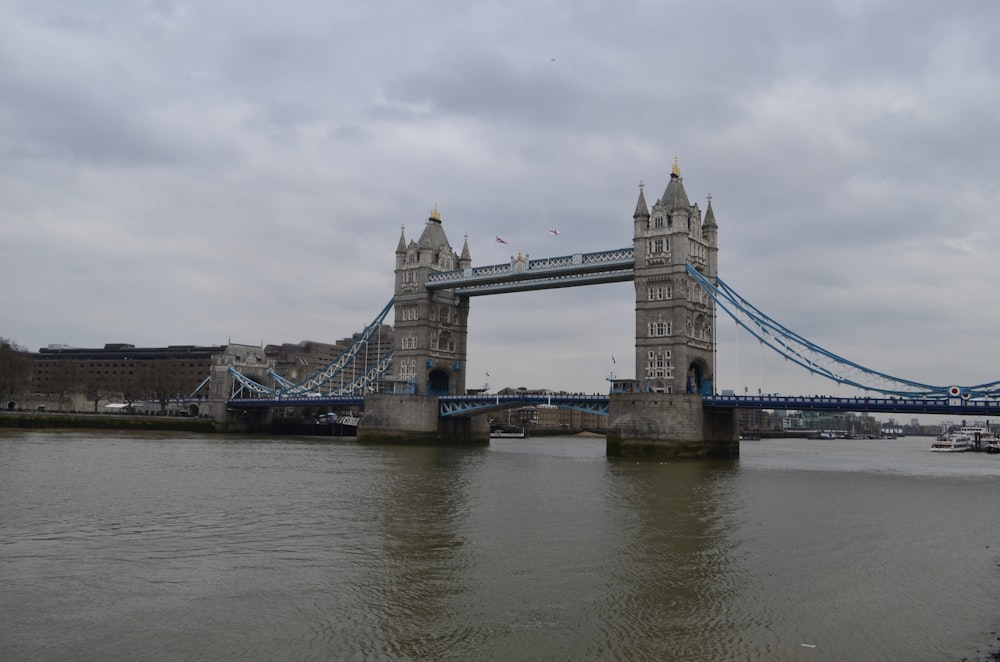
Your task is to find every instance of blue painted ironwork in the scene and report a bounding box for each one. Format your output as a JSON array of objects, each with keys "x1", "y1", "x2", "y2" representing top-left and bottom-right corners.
[
  {"x1": 426, "y1": 248, "x2": 635, "y2": 295},
  {"x1": 227, "y1": 298, "x2": 395, "y2": 402},
  {"x1": 687, "y1": 264, "x2": 1000, "y2": 400},
  {"x1": 228, "y1": 395, "x2": 365, "y2": 409},
  {"x1": 228, "y1": 366, "x2": 272, "y2": 398},
  {"x1": 704, "y1": 393, "x2": 1000, "y2": 416},
  {"x1": 438, "y1": 393, "x2": 610, "y2": 417},
  {"x1": 436, "y1": 392, "x2": 1000, "y2": 419},
  {"x1": 188, "y1": 374, "x2": 211, "y2": 399},
  {"x1": 280, "y1": 298, "x2": 395, "y2": 396}
]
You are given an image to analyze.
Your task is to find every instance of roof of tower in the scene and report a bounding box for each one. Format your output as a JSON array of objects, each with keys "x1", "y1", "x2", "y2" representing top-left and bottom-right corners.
[
  {"x1": 661, "y1": 157, "x2": 690, "y2": 211},
  {"x1": 416, "y1": 206, "x2": 452, "y2": 256},
  {"x1": 633, "y1": 181, "x2": 650, "y2": 220}
]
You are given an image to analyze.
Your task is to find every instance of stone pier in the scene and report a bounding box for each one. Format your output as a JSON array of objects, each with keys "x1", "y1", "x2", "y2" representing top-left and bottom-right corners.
[
  {"x1": 358, "y1": 393, "x2": 489, "y2": 445},
  {"x1": 607, "y1": 393, "x2": 739, "y2": 458}
]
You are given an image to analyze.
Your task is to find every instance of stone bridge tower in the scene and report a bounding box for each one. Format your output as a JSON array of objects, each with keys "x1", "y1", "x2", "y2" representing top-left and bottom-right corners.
[
  {"x1": 391, "y1": 206, "x2": 471, "y2": 396},
  {"x1": 609, "y1": 158, "x2": 736, "y2": 458},
  {"x1": 631, "y1": 158, "x2": 718, "y2": 395}
]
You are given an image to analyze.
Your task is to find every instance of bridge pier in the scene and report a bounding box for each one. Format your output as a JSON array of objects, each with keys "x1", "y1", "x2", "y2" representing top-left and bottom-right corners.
[
  {"x1": 358, "y1": 393, "x2": 489, "y2": 445},
  {"x1": 218, "y1": 405, "x2": 273, "y2": 433},
  {"x1": 607, "y1": 393, "x2": 739, "y2": 459}
]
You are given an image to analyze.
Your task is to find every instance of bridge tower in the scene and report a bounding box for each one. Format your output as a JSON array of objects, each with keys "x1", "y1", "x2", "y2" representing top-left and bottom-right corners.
[
  {"x1": 390, "y1": 206, "x2": 471, "y2": 396},
  {"x1": 632, "y1": 158, "x2": 718, "y2": 395},
  {"x1": 359, "y1": 206, "x2": 488, "y2": 444},
  {"x1": 609, "y1": 159, "x2": 737, "y2": 458}
]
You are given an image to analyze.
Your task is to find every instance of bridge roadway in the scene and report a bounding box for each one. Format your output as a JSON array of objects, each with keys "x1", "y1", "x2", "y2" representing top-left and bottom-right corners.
[
  {"x1": 228, "y1": 393, "x2": 1000, "y2": 418},
  {"x1": 704, "y1": 394, "x2": 1000, "y2": 417}
]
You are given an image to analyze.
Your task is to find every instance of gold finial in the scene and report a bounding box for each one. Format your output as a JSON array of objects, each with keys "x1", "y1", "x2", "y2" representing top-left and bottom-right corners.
[
  {"x1": 671, "y1": 155, "x2": 680, "y2": 176},
  {"x1": 429, "y1": 203, "x2": 440, "y2": 221}
]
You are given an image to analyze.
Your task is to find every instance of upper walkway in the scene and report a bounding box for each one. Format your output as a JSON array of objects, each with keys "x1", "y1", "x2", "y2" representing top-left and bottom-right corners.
[{"x1": 425, "y1": 247, "x2": 635, "y2": 295}]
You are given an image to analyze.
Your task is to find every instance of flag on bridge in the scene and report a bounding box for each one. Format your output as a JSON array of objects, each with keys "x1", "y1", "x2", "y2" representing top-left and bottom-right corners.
[
  {"x1": 496, "y1": 235, "x2": 508, "y2": 245},
  {"x1": 611, "y1": 355, "x2": 616, "y2": 364}
]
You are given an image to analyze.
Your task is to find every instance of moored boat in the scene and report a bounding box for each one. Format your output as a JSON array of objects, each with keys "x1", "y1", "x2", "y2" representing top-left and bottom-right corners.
[
  {"x1": 490, "y1": 430, "x2": 527, "y2": 438},
  {"x1": 930, "y1": 433, "x2": 973, "y2": 452}
]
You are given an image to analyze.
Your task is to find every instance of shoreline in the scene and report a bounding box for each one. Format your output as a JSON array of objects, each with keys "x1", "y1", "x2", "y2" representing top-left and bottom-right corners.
[{"x1": 0, "y1": 411, "x2": 216, "y2": 433}]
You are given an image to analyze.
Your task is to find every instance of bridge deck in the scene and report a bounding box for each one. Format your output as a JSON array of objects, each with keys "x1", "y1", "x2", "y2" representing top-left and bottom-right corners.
[
  {"x1": 703, "y1": 394, "x2": 1000, "y2": 416},
  {"x1": 226, "y1": 394, "x2": 1000, "y2": 418}
]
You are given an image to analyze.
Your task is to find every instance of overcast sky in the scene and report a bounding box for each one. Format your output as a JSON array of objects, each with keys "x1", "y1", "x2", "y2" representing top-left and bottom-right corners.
[{"x1": 3, "y1": 0, "x2": 999, "y2": 399}]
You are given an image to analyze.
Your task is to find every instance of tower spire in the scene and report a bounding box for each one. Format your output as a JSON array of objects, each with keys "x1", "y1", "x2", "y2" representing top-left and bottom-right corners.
[{"x1": 633, "y1": 180, "x2": 650, "y2": 220}]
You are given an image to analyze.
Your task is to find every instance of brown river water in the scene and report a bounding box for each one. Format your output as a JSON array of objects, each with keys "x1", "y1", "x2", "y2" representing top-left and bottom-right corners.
[{"x1": 2, "y1": 430, "x2": 999, "y2": 661}]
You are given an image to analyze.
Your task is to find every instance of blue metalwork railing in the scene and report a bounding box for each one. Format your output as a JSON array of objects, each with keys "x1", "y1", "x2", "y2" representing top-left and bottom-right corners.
[
  {"x1": 438, "y1": 393, "x2": 610, "y2": 417},
  {"x1": 703, "y1": 393, "x2": 1000, "y2": 416}
]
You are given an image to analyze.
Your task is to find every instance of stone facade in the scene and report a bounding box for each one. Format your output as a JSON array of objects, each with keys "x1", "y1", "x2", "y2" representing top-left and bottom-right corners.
[
  {"x1": 631, "y1": 158, "x2": 718, "y2": 395},
  {"x1": 359, "y1": 393, "x2": 489, "y2": 444},
  {"x1": 610, "y1": 160, "x2": 737, "y2": 458},
  {"x1": 391, "y1": 207, "x2": 472, "y2": 396},
  {"x1": 608, "y1": 392, "x2": 738, "y2": 458}
]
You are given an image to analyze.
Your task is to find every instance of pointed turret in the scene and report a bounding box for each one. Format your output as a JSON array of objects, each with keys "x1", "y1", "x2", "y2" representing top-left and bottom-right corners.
[
  {"x1": 396, "y1": 225, "x2": 407, "y2": 254},
  {"x1": 703, "y1": 194, "x2": 717, "y2": 229},
  {"x1": 459, "y1": 233, "x2": 472, "y2": 269},
  {"x1": 703, "y1": 193, "x2": 719, "y2": 278},
  {"x1": 633, "y1": 181, "x2": 650, "y2": 221}
]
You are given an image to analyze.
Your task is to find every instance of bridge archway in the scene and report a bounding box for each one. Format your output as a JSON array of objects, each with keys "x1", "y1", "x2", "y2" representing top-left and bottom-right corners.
[
  {"x1": 687, "y1": 358, "x2": 711, "y2": 395},
  {"x1": 428, "y1": 369, "x2": 451, "y2": 396}
]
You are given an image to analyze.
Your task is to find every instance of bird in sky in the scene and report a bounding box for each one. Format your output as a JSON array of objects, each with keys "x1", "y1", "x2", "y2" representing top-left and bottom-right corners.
[{"x1": 549, "y1": 228, "x2": 560, "y2": 236}]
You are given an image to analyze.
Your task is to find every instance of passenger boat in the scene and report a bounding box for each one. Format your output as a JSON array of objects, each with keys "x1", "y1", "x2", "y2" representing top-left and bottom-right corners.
[
  {"x1": 930, "y1": 433, "x2": 973, "y2": 452},
  {"x1": 956, "y1": 425, "x2": 997, "y2": 443},
  {"x1": 490, "y1": 430, "x2": 527, "y2": 438}
]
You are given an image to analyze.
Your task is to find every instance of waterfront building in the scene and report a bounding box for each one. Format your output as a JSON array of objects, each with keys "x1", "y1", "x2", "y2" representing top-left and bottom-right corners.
[{"x1": 27, "y1": 343, "x2": 221, "y2": 412}]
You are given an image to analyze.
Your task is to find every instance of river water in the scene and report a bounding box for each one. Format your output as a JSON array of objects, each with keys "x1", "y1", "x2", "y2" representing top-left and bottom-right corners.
[{"x1": 2, "y1": 430, "x2": 999, "y2": 661}]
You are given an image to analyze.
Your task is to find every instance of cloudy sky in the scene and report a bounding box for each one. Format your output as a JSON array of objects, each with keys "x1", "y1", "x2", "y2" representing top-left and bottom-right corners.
[{"x1": 3, "y1": 0, "x2": 1000, "y2": 399}]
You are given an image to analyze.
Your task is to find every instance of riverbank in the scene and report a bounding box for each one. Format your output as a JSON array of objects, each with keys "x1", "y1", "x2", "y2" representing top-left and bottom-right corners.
[{"x1": 0, "y1": 411, "x2": 216, "y2": 433}]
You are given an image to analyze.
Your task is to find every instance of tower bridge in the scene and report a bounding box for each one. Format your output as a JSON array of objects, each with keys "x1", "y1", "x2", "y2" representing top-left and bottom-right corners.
[
  {"x1": 225, "y1": 156, "x2": 999, "y2": 457},
  {"x1": 352, "y1": 157, "x2": 731, "y2": 457}
]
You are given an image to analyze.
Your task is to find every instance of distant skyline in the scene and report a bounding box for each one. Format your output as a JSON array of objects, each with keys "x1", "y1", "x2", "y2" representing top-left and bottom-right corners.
[{"x1": 3, "y1": 1, "x2": 1000, "y2": 398}]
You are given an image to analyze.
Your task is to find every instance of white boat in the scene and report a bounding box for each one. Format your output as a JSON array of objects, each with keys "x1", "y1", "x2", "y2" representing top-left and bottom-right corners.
[
  {"x1": 490, "y1": 430, "x2": 527, "y2": 438},
  {"x1": 956, "y1": 425, "x2": 997, "y2": 443},
  {"x1": 930, "y1": 433, "x2": 973, "y2": 452}
]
